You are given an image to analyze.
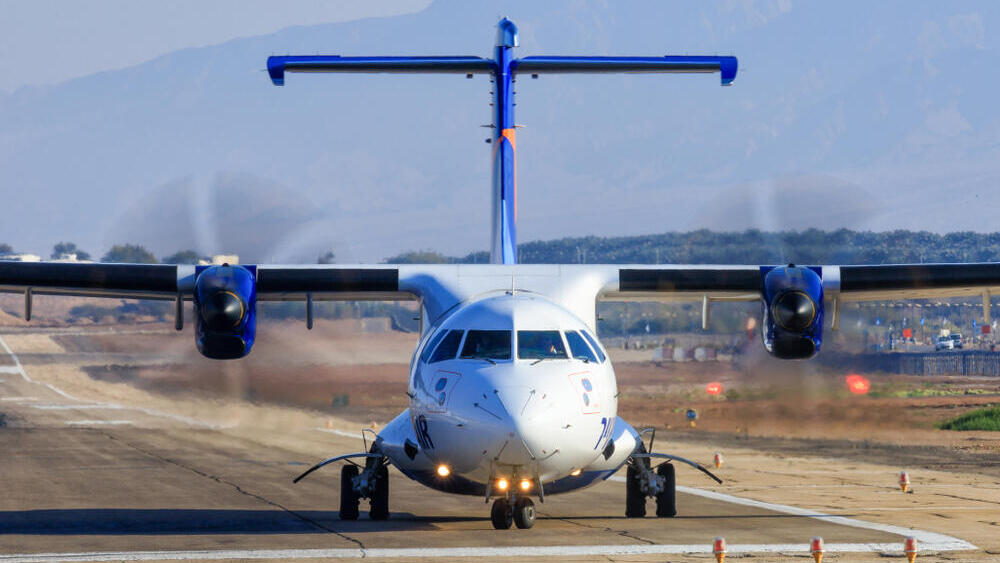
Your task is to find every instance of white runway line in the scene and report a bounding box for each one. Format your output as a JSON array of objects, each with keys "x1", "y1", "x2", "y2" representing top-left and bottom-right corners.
[
  {"x1": 0, "y1": 336, "x2": 31, "y2": 382},
  {"x1": 33, "y1": 404, "x2": 124, "y2": 410},
  {"x1": 0, "y1": 541, "x2": 974, "y2": 563},
  {"x1": 608, "y1": 476, "x2": 975, "y2": 551},
  {"x1": 1, "y1": 397, "x2": 38, "y2": 402},
  {"x1": 0, "y1": 366, "x2": 21, "y2": 374},
  {"x1": 64, "y1": 420, "x2": 133, "y2": 426},
  {"x1": 0, "y1": 333, "x2": 215, "y2": 428}
]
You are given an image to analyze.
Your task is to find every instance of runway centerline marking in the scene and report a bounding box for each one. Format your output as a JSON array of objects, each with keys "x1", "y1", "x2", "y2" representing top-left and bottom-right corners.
[{"x1": 64, "y1": 420, "x2": 133, "y2": 426}]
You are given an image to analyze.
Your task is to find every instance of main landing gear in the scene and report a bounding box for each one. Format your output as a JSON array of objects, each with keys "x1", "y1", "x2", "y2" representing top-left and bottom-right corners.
[
  {"x1": 339, "y1": 452, "x2": 390, "y2": 521},
  {"x1": 626, "y1": 445, "x2": 677, "y2": 518},
  {"x1": 491, "y1": 496, "x2": 535, "y2": 529}
]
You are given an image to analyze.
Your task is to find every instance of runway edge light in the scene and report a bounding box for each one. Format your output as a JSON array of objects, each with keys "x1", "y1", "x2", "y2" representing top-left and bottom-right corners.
[
  {"x1": 714, "y1": 452, "x2": 723, "y2": 469},
  {"x1": 712, "y1": 537, "x2": 726, "y2": 563},
  {"x1": 904, "y1": 536, "x2": 918, "y2": 563},
  {"x1": 810, "y1": 536, "x2": 824, "y2": 563},
  {"x1": 899, "y1": 470, "x2": 910, "y2": 492}
]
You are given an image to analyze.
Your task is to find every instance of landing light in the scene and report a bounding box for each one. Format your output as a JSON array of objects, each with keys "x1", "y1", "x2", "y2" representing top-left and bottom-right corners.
[
  {"x1": 570, "y1": 468, "x2": 582, "y2": 477},
  {"x1": 519, "y1": 479, "x2": 532, "y2": 491},
  {"x1": 436, "y1": 464, "x2": 451, "y2": 477},
  {"x1": 496, "y1": 478, "x2": 509, "y2": 491}
]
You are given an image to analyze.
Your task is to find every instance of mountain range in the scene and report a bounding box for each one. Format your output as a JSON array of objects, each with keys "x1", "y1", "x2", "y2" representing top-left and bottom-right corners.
[{"x1": 1, "y1": 0, "x2": 998, "y2": 263}]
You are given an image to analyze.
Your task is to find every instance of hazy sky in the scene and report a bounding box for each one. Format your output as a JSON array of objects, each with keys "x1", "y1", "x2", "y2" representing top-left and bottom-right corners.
[{"x1": 0, "y1": 0, "x2": 430, "y2": 92}]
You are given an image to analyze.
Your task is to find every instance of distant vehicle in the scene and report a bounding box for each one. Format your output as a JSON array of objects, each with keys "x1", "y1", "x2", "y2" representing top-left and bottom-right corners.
[
  {"x1": 936, "y1": 336, "x2": 955, "y2": 351},
  {"x1": 951, "y1": 333, "x2": 964, "y2": 349}
]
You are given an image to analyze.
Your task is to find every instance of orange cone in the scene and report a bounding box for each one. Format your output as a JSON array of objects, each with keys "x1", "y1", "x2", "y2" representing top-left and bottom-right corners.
[
  {"x1": 712, "y1": 536, "x2": 726, "y2": 563},
  {"x1": 904, "y1": 536, "x2": 917, "y2": 563},
  {"x1": 810, "y1": 536, "x2": 824, "y2": 563},
  {"x1": 714, "y1": 452, "x2": 724, "y2": 469},
  {"x1": 899, "y1": 470, "x2": 911, "y2": 493}
]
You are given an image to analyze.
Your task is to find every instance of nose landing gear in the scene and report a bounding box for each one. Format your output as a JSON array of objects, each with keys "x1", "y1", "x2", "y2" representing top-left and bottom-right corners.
[{"x1": 491, "y1": 496, "x2": 536, "y2": 529}]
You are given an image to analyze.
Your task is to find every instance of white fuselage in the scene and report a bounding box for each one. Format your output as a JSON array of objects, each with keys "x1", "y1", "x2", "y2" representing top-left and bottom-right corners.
[{"x1": 375, "y1": 291, "x2": 640, "y2": 497}]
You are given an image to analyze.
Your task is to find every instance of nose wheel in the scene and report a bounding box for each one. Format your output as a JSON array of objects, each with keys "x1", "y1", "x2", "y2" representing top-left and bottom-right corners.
[
  {"x1": 491, "y1": 498, "x2": 513, "y2": 529},
  {"x1": 491, "y1": 496, "x2": 536, "y2": 529}
]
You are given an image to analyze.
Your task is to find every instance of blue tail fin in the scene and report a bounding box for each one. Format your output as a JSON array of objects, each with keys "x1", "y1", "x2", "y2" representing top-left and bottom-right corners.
[{"x1": 266, "y1": 19, "x2": 738, "y2": 265}]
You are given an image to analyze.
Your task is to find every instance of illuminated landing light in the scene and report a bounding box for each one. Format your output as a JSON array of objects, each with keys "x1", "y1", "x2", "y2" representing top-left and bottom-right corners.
[
  {"x1": 845, "y1": 373, "x2": 870, "y2": 395},
  {"x1": 436, "y1": 464, "x2": 451, "y2": 477},
  {"x1": 569, "y1": 468, "x2": 582, "y2": 477},
  {"x1": 706, "y1": 382, "x2": 723, "y2": 396},
  {"x1": 496, "y1": 478, "x2": 509, "y2": 491},
  {"x1": 519, "y1": 479, "x2": 532, "y2": 492}
]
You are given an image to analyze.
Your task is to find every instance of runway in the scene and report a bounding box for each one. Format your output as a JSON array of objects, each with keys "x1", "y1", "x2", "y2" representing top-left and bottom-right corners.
[{"x1": 0, "y1": 334, "x2": 980, "y2": 562}]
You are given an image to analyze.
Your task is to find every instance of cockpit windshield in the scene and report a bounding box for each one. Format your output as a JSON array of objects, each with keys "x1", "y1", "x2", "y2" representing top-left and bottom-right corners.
[
  {"x1": 517, "y1": 330, "x2": 568, "y2": 360},
  {"x1": 460, "y1": 330, "x2": 512, "y2": 360}
]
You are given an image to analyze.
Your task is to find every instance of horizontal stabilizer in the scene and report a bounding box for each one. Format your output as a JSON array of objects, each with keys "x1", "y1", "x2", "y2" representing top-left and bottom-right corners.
[
  {"x1": 267, "y1": 56, "x2": 494, "y2": 85},
  {"x1": 514, "y1": 56, "x2": 738, "y2": 85}
]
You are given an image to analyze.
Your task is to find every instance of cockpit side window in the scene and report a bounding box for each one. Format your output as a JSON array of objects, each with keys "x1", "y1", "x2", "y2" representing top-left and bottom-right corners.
[
  {"x1": 580, "y1": 330, "x2": 607, "y2": 363},
  {"x1": 419, "y1": 329, "x2": 449, "y2": 364},
  {"x1": 429, "y1": 330, "x2": 464, "y2": 363},
  {"x1": 566, "y1": 331, "x2": 598, "y2": 363},
  {"x1": 517, "y1": 330, "x2": 568, "y2": 360},
  {"x1": 460, "y1": 330, "x2": 512, "y2": 360}
]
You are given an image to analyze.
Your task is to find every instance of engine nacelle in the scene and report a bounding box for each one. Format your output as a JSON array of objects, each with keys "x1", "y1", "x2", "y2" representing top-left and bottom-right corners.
[
  {"x1": 760, "y1": 265, "x2": 823, "y2": 360},
  {"x1": 193, "y1": 264, "x2": 257, "y2": 359}
]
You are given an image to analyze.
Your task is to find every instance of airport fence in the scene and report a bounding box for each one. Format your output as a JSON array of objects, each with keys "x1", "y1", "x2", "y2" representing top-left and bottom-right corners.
[{"x1": 821, "y1": 351, "x2": 1000, "y2": 376}]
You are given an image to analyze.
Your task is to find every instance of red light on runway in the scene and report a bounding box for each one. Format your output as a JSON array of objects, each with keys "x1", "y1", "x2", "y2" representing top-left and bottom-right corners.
[
  {"x1": 845, "y1": 374, "x2": 870, "y2": 395},
  {"x1": 706, "y1": 382, "x2": 724, "y2": 395}
]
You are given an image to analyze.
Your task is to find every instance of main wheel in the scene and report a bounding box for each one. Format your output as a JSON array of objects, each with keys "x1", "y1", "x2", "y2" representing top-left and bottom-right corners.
[
  {"x1": 339, "y1": 464, "x2": 360, "y2": 520},
  {"x1": 491, "y1": 498, "x2": 513, "y2": 529},
  {"x1": 655, "y1": 462, "x2": 676, "y2": 517},
  {"x1": 513, "y1": 497, "x2": 536, "y2": 529},
  {"x1": 369, "y1": 464, "x2": 390, "y2": 520},
  {"x1": 625, "y1": 464, "x2": 646, "y2": 518}
]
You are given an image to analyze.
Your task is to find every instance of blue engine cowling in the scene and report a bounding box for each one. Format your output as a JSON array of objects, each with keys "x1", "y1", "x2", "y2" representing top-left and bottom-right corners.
[
  {"x1": 760, "y1": 265, "x2": 823, "y2": 360},
  {"x1": 193, "y1": 264, "x2": 256, "y2": 359}
]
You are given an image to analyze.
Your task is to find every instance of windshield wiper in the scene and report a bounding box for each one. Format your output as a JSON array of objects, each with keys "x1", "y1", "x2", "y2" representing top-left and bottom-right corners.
[
  {"x1": 531, "y1": 356, "x2": 565, "y2": 365},
  {"x1": 575, "y1": 355, "x2": 591, "y2": 363}
]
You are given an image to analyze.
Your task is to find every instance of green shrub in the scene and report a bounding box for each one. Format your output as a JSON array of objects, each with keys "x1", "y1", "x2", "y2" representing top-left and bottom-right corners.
[{"x1": 938, "y1": 406, "x2": 1000, "y2": 431}]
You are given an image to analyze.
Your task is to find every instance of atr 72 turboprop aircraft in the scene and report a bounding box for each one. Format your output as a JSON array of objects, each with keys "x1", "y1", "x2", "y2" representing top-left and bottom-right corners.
[{"x1": 4, "y1": 19, "x2": 1000, "y2": 530}]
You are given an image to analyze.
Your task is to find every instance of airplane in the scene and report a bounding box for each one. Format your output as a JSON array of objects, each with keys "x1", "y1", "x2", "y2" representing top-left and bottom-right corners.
[{"x1": 4, "y1": 18, "x2": 1000, "y2": 530}]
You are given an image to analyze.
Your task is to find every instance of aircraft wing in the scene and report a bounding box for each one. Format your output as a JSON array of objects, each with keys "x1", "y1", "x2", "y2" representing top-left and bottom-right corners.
[
  {"x1": 0, "y1": 262, "x2": 413, "y2": 303},
  {"x1": 600, "y1": 263, "x2": 1000, "y2": 303}
]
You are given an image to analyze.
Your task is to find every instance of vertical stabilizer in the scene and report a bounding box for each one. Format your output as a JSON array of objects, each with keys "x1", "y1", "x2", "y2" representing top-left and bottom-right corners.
[{"x1": 490, "y1": 18, "x2": 519, "y2": 265}]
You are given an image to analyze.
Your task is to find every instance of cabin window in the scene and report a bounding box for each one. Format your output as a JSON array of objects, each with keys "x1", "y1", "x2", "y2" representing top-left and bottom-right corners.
[
  {"x1": 566, "y1": 330, "x2": 598, "y2": 363},
  {"x1": 517, "y1": 330, "x2": 568, "y2": 360},
  {"x1": 429, "y1": 330, "x2": 464, "y2": 363},
  {"x1": 580, "y1": 330, "x2": 606, "y2": 363},
  {"x1": 460, "y1": 330, "x2": 511, "y2": 361}
]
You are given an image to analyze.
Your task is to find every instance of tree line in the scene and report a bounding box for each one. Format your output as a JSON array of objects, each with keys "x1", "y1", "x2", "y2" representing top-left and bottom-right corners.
[{"x1": 385, "y1": 229, "x2": 1000, "y2": 265}]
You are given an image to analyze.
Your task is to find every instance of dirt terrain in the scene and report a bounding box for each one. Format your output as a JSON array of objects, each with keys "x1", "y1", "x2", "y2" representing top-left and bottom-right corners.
[{"x1": 2, "y1": 323, "x2": 1000, "y2": 560}]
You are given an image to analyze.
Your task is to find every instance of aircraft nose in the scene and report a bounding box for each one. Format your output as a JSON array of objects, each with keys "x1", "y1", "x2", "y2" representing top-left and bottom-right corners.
[{"x1": 492, "y1": 385, "x2": 555, "y2": 466}]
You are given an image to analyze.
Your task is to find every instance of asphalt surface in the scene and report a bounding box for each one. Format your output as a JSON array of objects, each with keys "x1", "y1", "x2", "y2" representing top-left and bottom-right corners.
[{"x1": 0, "y1": 334, "x2": 954, "y2": 562}]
